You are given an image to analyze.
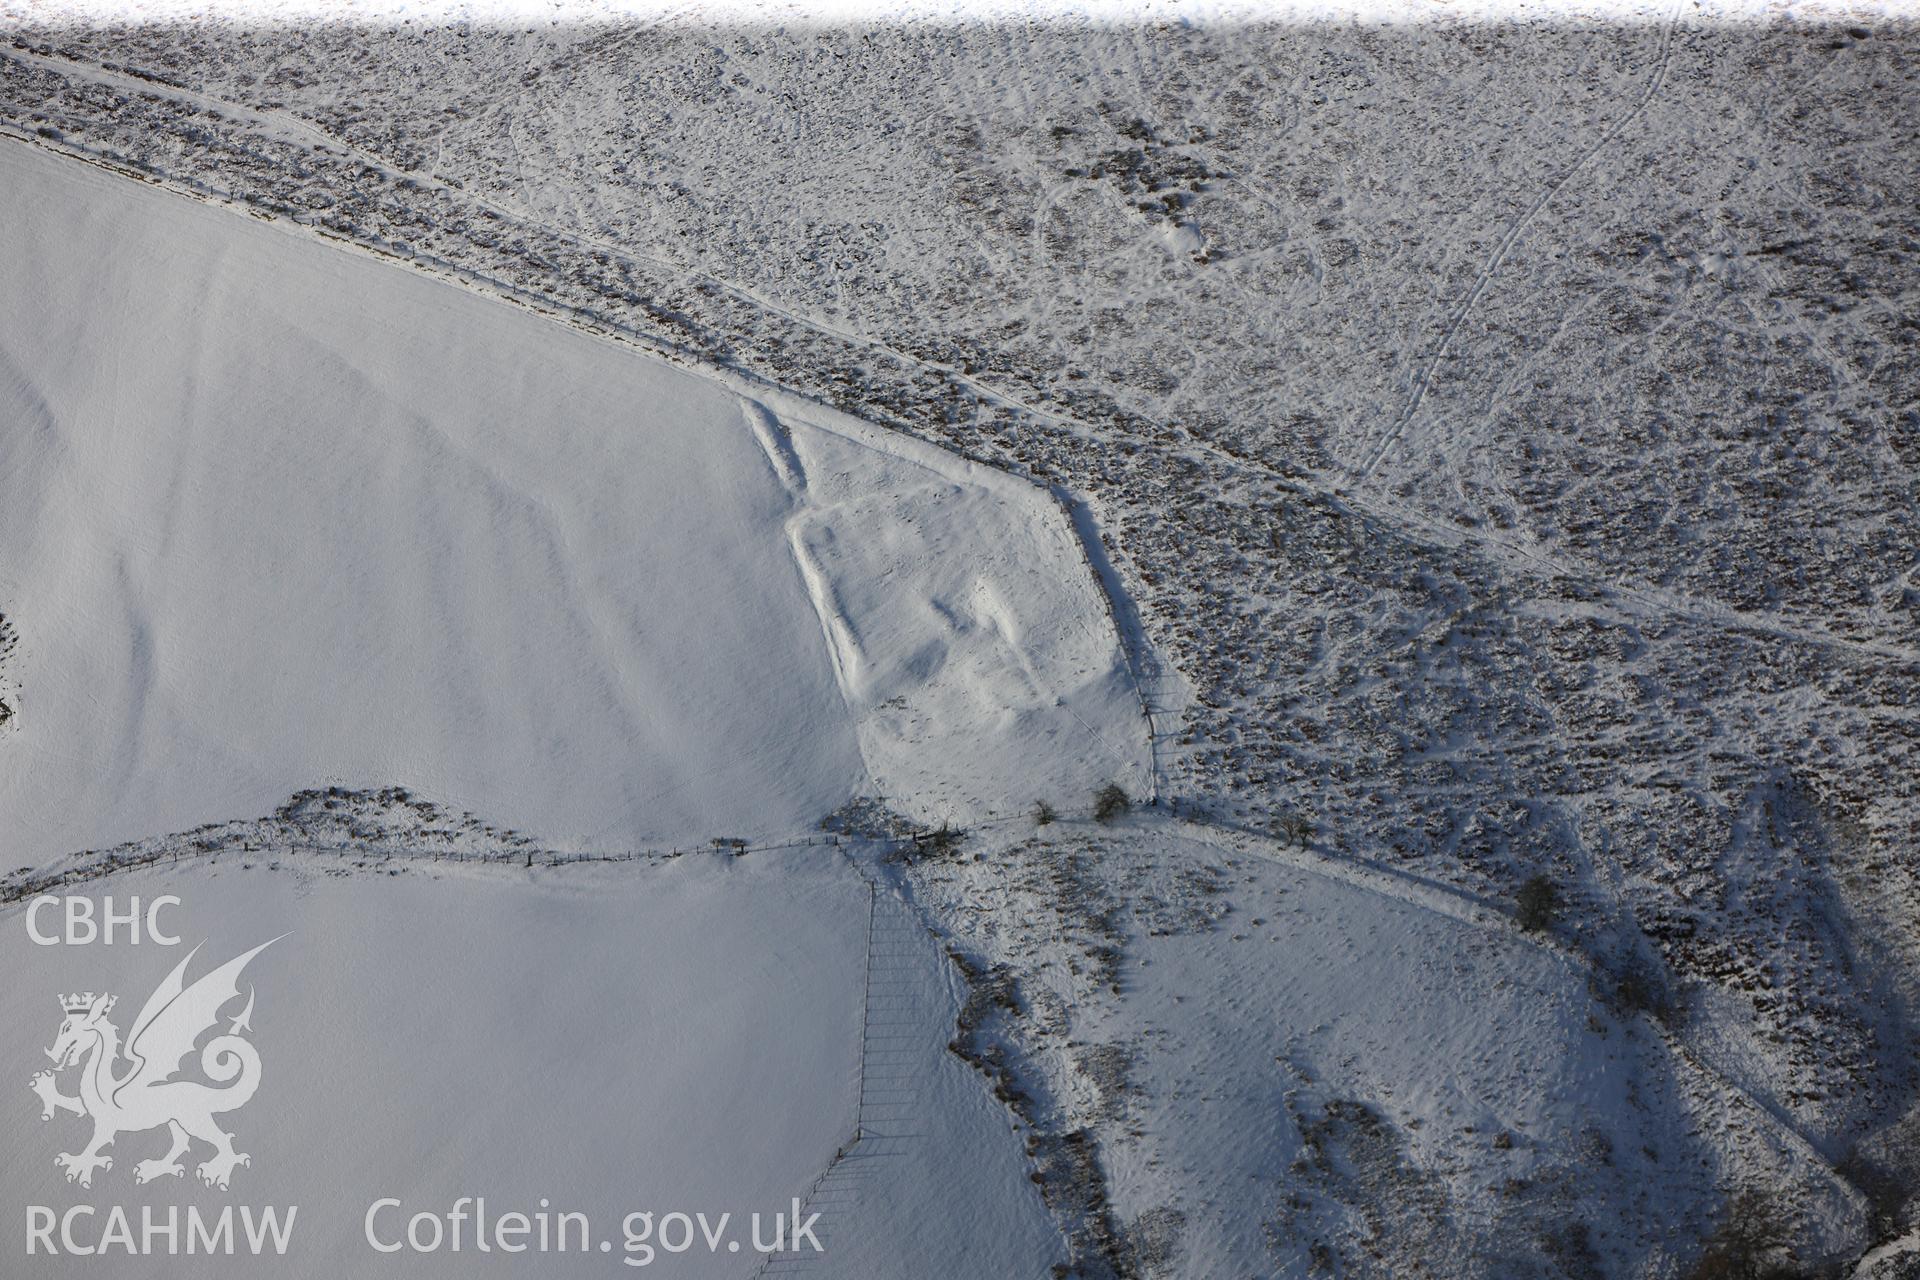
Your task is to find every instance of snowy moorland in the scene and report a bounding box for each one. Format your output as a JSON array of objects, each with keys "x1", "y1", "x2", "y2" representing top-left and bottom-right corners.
[{"x1": 1, "y1": 2, "x2": 1917, "y2": 1277}]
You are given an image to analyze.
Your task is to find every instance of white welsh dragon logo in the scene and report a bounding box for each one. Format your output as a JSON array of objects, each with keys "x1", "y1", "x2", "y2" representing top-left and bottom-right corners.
[{"x1": 29, "y1": 937, "x2": 283, "y2": 1190}]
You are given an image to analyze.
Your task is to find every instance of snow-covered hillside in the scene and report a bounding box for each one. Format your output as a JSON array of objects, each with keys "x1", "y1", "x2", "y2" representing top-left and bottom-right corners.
[
  {"x1": 1, "y1": 3, "x2": 1916, "y2": 1277},
  {"x1": 896, "y1": 816, "x2": 1868, "y2": 1276},
  {"x1": 0, "y1": 140, "x2": 1144, "y2": 858}
]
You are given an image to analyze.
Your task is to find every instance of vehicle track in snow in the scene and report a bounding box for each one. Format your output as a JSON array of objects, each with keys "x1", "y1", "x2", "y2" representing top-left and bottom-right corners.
[{"x1": 1349, "y1": 7, "x2": 1683, "y2": 485}]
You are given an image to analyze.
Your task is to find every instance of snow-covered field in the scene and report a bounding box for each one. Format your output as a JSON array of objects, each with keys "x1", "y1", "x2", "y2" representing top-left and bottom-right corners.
[
  {"x1": 0, "y1": 140, "x2": 1144, "y2": 859},
  {"x1": 0, "y1": 850, "x2": 1061, "y2": 1276},
  {"x1": 1, "y1": 3, "x2": 1917, "y2": 1277},
  {"x1": 0, "y1": 131, "x2": 1132, "y2": 1278}
]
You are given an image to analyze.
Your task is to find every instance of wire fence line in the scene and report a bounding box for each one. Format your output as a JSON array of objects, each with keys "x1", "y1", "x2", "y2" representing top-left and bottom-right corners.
[
  {"x1": 753, "y1": 870, "x2": 890, "y2": 1279},
  {"x1": 0, "y1": 803, "x2": 1041, "y2": 904},
  {"x1": 2, "y1": 782, "x2": 1205, "y2": 910},
  {"x1": 0, "y1": 831, "x2": 875, "y2": 906}
]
